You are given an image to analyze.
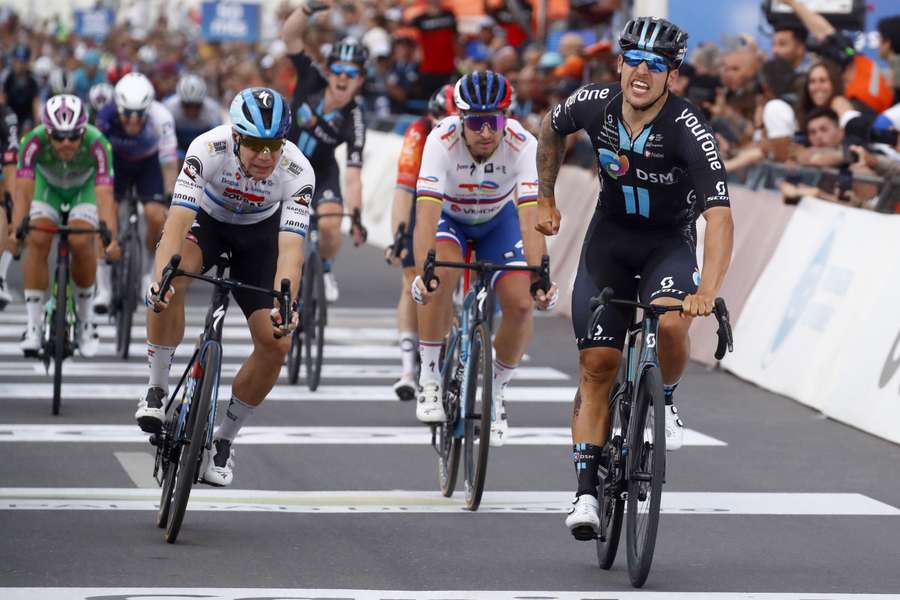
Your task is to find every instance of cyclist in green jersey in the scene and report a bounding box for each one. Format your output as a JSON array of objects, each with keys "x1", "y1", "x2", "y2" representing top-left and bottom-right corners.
[{"x1": 9, "y1": 95, "x2": 119, "y2": 357}]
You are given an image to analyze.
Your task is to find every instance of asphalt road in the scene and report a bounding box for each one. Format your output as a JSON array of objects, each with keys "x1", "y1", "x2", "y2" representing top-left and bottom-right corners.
[{"x1": 2, "y1": 237, "x2": 900, "y2": 599}]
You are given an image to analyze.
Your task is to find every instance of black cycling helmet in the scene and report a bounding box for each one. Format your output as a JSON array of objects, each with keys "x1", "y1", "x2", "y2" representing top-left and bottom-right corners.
[
  {"x1": 619, "y1": 17, "x2": 688, "y2": 67},
  {"x1": 328, "y1": 37, "x2": 369, "y2": 67},
  {"x1": 428, "y1": 83, "x2": 457, "y2": 118}
]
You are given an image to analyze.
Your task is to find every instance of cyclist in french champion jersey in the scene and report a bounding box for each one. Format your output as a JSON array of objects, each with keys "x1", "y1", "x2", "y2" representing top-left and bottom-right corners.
[
  {"x1": 0, "y1": 103, "x2": 18, "y2": 308},
  {"x1": 163, "y1": 73, "x2": 225, "y2": 161},
  {"x1": 386, "y1": 84, "x2": 456, "y2": 401},
  {"x1": 535, "y1": 17, "x2": 735, "y2": 538},
  {"x1": 282, "y1": 2, "x2": 367, "y2": 303},
  {"x1": 139, "y1": 88, "x2": 312, "y2": 487},
  {"x1": 94, "y1": 72, "x2": 178, "y2": 312},
  {"x1": 10, "y1": 95, "x2": 119, "y2": 357},
  {"x1": 412, "y1": 71, "x2": 559, "y2": 447}
]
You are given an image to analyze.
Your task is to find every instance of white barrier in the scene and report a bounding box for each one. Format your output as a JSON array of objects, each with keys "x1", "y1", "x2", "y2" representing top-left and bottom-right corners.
[{"x1": 722, "y1": 198, "x2": 900, "y2": 443}]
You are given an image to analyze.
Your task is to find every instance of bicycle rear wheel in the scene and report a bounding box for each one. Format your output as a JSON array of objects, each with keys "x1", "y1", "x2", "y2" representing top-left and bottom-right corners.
[
  {"x1": 438, "y1": 327, "x2": 462, "y2": 497},
  {"x1": 625, "y1": 365, "x2": 665, "y2": 587},
  {"x1": 51, "y1": 260, "x2": 69, "y2": 416},
  {"x1": 287, "y1": 327, "x2": 303, "y2": 384},
  {"x1": 116, "y1": 233, "x2": 141, "y2": 359},
  {"x1": 303, "y1": 253, "x2": 326, "y2": 391},
  {"x1": 462, "y1": 322, "x2": 492, "y2": 511},
  {"x1": 165, "y1": 343, "x2": 220, "y2": 543},
  {"x1": 596, "y1": 379, "x2": 627, "y2": 570}
]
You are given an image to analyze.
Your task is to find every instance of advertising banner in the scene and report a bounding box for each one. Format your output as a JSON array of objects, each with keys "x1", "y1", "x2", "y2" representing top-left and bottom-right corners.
[
  {"x1": 201, "y1": 2, "x2": 260, "y2": 43},
  {"x1": 73, "y1": 9, "x2": 115, "y2": 41}
]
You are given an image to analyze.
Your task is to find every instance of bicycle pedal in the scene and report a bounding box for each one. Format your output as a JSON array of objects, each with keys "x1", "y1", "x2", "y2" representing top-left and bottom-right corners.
[
  {"x1": 23, "y1": 349, "x2": 39, "y2": 359},
  {"x1": 570, "y1": 525, "x2": 599, "y2": 542}
]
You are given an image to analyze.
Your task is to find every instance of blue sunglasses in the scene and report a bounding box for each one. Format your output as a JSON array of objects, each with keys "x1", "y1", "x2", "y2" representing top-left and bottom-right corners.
[
  {"x1": 329, "y1": 63, "x2": 361, "y2": 78},
  {"x1": 623, "y1": 50, "x2": 670, "y2": 73}
]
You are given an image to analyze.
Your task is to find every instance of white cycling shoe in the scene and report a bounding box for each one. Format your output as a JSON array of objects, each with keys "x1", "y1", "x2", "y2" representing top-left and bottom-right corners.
[
  {"x1": 416, "y1": 380, "x2": 446, "y2": 423},
  {"x1": 20, "y1": 323, "x2": 43, "y2": 356},
  {"x1": 92, "y1": 287, "x2": 112, "y2": 315},
  {"x1": 565, "y1": 494, "x2": 600, "y2": 541},
  {"x1": 665, "y1": 403, "x2": 684, "y2": 451},
  {"x1": 0, "y1": 277, "x2": 12, "y2": 310},
  {"x1": 393, "y1": 374, "x2": 418, "y2": 402},
  {"x1": 489, "y1": 384, "x2": 509, "y2": 447},
  {"x1": 77, "y1": 321, "x2": 100, "y2": 358},
  {"x1": 135, "y1": 387, "x2": 167, "y2": 433},
  {"x1": 201, "y1": 438, "x2": 235, "y2": 487},
  {"x1": 323, "y1": 272, "x2": 339, "y2": 304}
]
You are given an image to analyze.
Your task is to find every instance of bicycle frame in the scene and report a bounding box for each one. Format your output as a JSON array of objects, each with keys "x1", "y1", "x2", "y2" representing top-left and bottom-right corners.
[{"x1": 619, "y1": 313, "x2": 663, "y2": 479}]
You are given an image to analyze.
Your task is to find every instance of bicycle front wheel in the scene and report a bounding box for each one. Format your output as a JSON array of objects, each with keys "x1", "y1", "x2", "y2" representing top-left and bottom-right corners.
[
  {"x1": 462, "y1": 322, "x2": 492, "y2": 511},
  {"x1": 438, "y1": 327, "x2": 461, "y2": 497},
  {"x1": 165, "y1": 343, "x2": 220, "y2": 543},
  {"x1": 302, "y1": 253, "x2": 326, "y2": 391},
  {"x1": 287, "y1": 327, "x2": 303, "y2": 384},
  {"x1": 51, "y1": 260, "x2": 69, "y2": 416},
  {"x1": 116, "y1": 233, "x2": 141, "y2": 359},
  {"x1": 625, "y1": 365, "x2": 666, "y2": 587},
  {"x1": 156, "y1": 414, "x2": 179, "y2": 529}
]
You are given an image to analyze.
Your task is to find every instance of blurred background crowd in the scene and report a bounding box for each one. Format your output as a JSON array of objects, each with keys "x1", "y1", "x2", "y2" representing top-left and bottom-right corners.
[{"x1": 1, "y1": 0, "x2": 898, "y2": 209}]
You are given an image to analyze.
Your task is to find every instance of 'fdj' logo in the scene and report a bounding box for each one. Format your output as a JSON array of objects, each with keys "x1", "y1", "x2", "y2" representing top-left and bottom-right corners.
[{"x1": 598, "y1": 148, "x2": 630, "y2": 179}]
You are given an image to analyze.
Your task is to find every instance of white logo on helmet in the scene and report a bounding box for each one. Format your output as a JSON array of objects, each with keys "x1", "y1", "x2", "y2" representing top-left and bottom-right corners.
[{"x1": 258, "y1": 91, "x2": 273, "y2": 108}]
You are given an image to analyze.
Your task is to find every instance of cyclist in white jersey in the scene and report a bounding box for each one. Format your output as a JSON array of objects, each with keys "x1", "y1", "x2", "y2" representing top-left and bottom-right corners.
[
  {"x1": 412, "y1": 71, "x2": 558, "y2": 447},
  {"x1": 137, "y1": 88, "x2": 312, "y2": 487},
  {"x1": 163, "y1": 73, "x2": 225, "y2": 161}
]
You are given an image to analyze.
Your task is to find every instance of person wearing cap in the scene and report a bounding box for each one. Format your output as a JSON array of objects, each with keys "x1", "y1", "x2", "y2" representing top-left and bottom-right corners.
[
  {"x1": 73, "y1": 49, "x2": 108, "y2": 101},
  {"x1": 2, "y1": 44, "x2": 40, "y2": 131}
]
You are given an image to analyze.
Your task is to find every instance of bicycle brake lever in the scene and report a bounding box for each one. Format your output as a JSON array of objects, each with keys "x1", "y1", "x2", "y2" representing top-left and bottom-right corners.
[
  {"x1": 279, "y1": 278, "x2": 292, "y2": 331},
  {"x1": 422, "y1": 248, "x2": 440, "y2": 290},
  {"x1": 98, "y1": 221, "x2": 112, "y2": 247}
]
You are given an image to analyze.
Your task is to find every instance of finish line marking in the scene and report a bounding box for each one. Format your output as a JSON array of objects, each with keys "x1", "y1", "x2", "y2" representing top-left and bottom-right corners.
[
  {"x1": 0, "y1": 424, "x2": 726, "y2": 447},
  {"x1": 0, "y1": 383, "x2": 573, "y2": 402},
  {"x1": 3, "y1": 590, "x2": 898, "y2": 600},
  {"x1": 0, "y1": 489, "x2": 896, "y2": 516}
]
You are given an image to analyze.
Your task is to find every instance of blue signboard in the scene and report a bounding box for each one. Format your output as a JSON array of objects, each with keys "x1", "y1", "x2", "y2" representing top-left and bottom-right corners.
[
  {"x1": 73, "y1": 9, "x2": 115, "y2": 41},
  {"x1": 201, "y1": 1, "x2": 260, "y2": 43}
]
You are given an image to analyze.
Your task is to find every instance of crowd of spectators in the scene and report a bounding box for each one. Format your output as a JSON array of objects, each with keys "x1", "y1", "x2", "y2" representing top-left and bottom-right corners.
[{"x1": 1, "y1": 0, "x2": 898, "y2": 209}]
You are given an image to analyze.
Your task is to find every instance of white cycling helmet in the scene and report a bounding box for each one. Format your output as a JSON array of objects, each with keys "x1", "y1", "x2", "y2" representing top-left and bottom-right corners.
[
  {"x1": 137, "y1": 44, "x2": 158, "y2": 64},
  {"x1": 114, "y1": 72, "x2": 155, "y2": 113},
  {"x1": 48, "y1": 69, "x2": 76, "y2": 95},
  {"x1": 32, "y1": 56, "x2": 55, "y2": 79},
  {"x1": 88, "y1": 82, "x2": 115, "y2": 112},
  {"x1": 42, "y1": 94, "x2": 88, "y2": 135},
  {"x1": 176, "y1": 73, "x2": 207, "y2": 104}
]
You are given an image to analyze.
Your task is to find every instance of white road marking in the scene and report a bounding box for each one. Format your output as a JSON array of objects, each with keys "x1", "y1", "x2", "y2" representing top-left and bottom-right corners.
[
  {"x1": 0, "y1": 424, "x2": 726, "y2": 446},
  {"x1": 0, "y1": 362, "x2": 568, "y2": 381},
  {"x1": 0, "y1": 324, "x2": 400, "y2": 342},
  {"x1": 0, "y1": 342, "x2": 404, "y2": 360},
  {"x1": 0, "y1": 383, "x2": 575, "y2": 402},
  {"x1": 8, "y1": 590, "x2": 893, "y2": 600},
  {"x1": 0, "y1": 489, "x2": 896, "y2": 516},
  {"x1": 112, "y1": 451, "x2": 157, "y2": 488}
]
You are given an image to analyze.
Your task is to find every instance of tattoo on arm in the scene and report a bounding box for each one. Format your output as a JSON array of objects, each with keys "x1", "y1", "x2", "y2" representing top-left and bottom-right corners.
[
  {"x1": 537, "y1": 114, "x2": 566, "y2": 198},
  {"x1": 573, "y1": 387, "x2": 582, "y2": 418}
]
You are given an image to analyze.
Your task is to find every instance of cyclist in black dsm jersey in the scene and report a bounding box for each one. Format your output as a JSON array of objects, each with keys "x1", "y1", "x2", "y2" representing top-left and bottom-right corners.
[
  {"x1": 0, "y1": 104, "x2": 18, "y2": 307},
  {"x1": 282, "y1": 1, "x2": 367, "y2": 303},
  {"x1": 535, "y1": 17, "x2": 735, "y2": 539}
]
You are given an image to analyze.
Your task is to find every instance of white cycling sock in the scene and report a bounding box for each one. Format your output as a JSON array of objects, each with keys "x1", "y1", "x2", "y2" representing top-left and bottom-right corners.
[
  {"x1": 399, "y1": 331, "x2": 418, "y2": 378},
  {"x1": 493, "y1": 358, "x2": 518, "y2": 388},
  {"x1": 95, "y1": 262, "x2": 112, "y2": 295},
  {"x1": 147, "y1": 343, "x2": 176, "y2": 391},
  {"x1": 74, "y1": 286, "x2": 93, "y2": 323},
  {"x1": 214, "y1": 395, "x2": 255, "y2": 442},
  {"x1": 24, "y1": 289, "x2": 45, "y2": 328},
  {"x1": 0, "y1": 250, "x2": 12, "y2": 281},
  {"x1": 419, "y1": 340, "x2": 442, "y2": 385}
]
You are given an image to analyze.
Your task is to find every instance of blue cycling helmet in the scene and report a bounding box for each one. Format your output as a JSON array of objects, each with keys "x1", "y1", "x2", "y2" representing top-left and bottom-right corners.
[
  {"x1": 229, "y1": 87, "x2": 291, "y2": 139},
  {"x1": 453, "y1": 70, "x2": 512, "y2": 113}
]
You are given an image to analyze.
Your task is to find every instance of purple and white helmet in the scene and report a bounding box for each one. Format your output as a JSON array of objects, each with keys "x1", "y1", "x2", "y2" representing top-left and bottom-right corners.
[{"x1": 42, "y1": 94, "x2": 88, "y2": 135}]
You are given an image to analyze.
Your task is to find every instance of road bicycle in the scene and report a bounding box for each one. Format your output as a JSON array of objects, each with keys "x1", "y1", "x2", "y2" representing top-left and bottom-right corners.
[
  {"x1": 150, "y1": 253, "x2": 291, "y2": 543},
  {"x1": 16, "y1": 210, "x2": 110, "y2": 415},
  {"x1": 422, "y1": 248, "x2": 550, "y2": 511},
  {"x1": 109, "y1": 188, "x2": 142, "y2": 359},
  {"x1": 287, "y1": 209, "x2": 366, "y2": 390},
  {"x1": 589, "y1": 287, "x2": 733, "y2": 587}
]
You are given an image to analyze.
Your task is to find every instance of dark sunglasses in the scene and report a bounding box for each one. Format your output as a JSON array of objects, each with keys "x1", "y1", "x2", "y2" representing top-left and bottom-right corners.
[
  {"x1": 50, "y1": 130, "x2": 84, "y2": 142},
  {"x1": 462, "y1": 113, "x2": 506, "y2": 133},
  {"x1": 329, "y1": 63, "x2": 361, "y2": 79},
  {"x1": 118, "y1": 108, "x2": 147, "y2": 120},
  {"x1": 623, "y1": 49, "x2": 670, "y2": 73},
  {"x1": 239, "y1": 135, "x2": 284, "y2": 153}
]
